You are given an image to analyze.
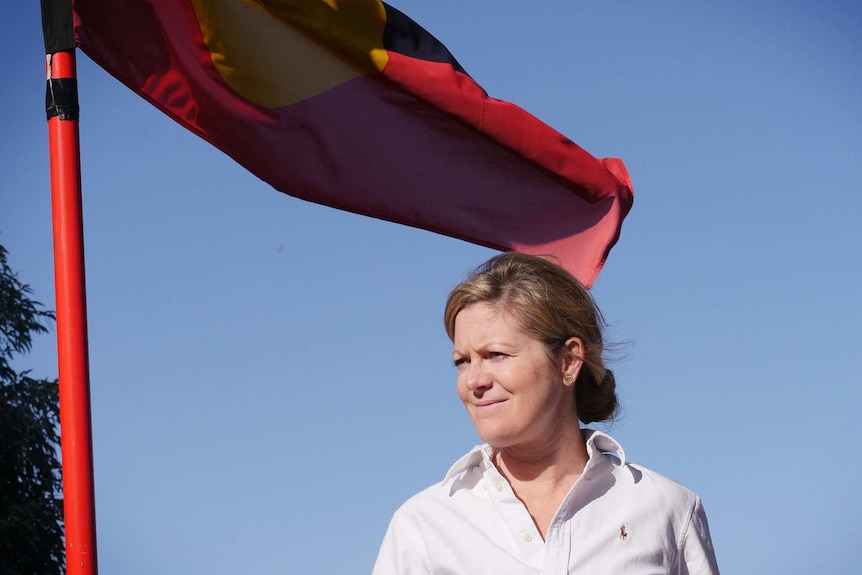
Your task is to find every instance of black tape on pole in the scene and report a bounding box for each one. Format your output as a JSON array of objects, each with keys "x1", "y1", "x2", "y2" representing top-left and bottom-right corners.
[
  {"x1": 46, "y1": 78, "x2": 80, "y2": 121},
  {"x1": 41, "y1": 0, "x2": 76, "y2": 54}
]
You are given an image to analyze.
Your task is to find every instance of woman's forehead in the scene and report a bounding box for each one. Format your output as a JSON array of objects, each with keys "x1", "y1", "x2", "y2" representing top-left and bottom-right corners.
[{"x1": 453, "y1": 303, "x2": 533, "y2": 342}]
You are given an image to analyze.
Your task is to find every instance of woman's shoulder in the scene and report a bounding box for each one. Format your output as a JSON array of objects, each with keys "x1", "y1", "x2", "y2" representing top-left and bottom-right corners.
[
  {"x1": 586, "y1": 430, "x2": 702, "y2": 518},
  {"x1": 619, "y1": 461, "x2": 700, "y2": 510}
]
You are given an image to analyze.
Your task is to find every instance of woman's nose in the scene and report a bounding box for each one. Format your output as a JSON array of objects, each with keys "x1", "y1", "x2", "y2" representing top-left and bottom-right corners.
[{"x1": 464, "y1": 362, "x2": 493, "y2": 391}]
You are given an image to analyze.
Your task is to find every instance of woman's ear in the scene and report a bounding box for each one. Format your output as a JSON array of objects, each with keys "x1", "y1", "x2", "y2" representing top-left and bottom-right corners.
[{"x1": 561, "y1": 337, "x2": 584, "y2": 386}]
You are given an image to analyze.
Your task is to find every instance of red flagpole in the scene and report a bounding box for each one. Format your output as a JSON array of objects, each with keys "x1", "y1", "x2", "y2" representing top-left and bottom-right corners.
[{"x1": 46, "y1": 48, "x2": 99, "y2": 575}]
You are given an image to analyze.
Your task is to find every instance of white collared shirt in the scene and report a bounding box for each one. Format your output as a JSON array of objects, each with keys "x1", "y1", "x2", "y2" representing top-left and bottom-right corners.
[{"x1": 373, "y1": 431, "x2": 719, "y2": 574}]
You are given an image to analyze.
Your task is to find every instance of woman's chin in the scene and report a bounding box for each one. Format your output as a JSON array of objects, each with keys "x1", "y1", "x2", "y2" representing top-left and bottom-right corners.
[{"x1": 475, "y1": 426, "x2": 514, "y2": 449}]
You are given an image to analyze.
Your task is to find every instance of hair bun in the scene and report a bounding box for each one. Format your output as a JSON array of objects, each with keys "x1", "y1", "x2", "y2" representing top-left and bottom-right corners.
[
  {"x1": 600, "y1": 369, "x2": 615, "y2": 388},
  {"x1": 576, "y1": 368, "x2": 619, "y2": 424}
]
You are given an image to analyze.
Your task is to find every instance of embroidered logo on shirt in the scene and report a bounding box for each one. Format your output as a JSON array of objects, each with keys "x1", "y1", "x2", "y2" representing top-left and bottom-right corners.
[{"x1": 619, "y1": 525, "x2": 628, "y2": 541}]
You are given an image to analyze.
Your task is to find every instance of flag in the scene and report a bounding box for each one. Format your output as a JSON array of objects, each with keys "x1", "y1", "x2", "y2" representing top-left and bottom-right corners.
[{"x1": 71, "y1": 0, "x2": 633, "y2": 286}]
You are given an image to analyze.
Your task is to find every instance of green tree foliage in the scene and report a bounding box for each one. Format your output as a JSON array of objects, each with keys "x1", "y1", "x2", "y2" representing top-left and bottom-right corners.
[{"x1": 0, "y1": 243, "x2": 64, "y2": 574}]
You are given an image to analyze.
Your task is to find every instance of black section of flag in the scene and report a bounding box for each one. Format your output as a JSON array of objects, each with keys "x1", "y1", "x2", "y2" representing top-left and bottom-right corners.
[{"x1": 382, "y1": 3, "x2": 467, "y2": 75}]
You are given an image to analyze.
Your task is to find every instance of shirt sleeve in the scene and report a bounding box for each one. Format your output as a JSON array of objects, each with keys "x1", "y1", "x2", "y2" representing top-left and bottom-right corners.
[
  {"x1": 372, "y1": 511, "x2": 433, "y2": 575},
  {"x1": 678, "y1": 496, "x2": 720, "y2": 575}
]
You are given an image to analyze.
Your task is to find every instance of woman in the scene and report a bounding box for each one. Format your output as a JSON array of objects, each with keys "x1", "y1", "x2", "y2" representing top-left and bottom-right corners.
[{"x1": 373, "y1": 253, "x2": 719, "y2": 574}]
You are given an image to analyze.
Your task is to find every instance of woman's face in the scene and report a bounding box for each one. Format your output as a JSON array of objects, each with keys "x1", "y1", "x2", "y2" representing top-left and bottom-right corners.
[{"x1": 453, "y1": 302, "x2": 580, "y2": 450}]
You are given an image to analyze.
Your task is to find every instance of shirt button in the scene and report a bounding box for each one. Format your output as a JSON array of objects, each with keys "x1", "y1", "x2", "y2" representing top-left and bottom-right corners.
[
  {"x1": 522, "y1": 533, "x2": 533, "y2": 543},
  {"x1": 584, "y1": 474, "x2": 592, "y2": 481},
  {"x1": 496, "y1": 481, "x2": 504, "y2": 492}
]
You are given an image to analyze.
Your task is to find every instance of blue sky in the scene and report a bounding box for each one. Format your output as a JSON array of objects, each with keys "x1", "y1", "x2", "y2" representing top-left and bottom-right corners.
[{"x1": 2, "y1": 1, "x2": 861, "y2": 573}]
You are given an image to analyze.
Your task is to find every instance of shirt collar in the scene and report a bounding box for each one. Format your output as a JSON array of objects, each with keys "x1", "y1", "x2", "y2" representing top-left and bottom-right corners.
[
  {"x1": 443, "y1": 429, "x2": 626, "y2": 481},
  {"x1": 583, "y1": 429, "x2": 626, "y2": 466},
  {"x1": 444, "y1": 444, "x2": 487, "y2": 480}
]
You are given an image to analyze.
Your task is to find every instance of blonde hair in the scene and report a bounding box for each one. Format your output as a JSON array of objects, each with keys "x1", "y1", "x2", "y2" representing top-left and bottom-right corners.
[{"x1": 444, "y1": 252, "x2": 618, "y2": 423}]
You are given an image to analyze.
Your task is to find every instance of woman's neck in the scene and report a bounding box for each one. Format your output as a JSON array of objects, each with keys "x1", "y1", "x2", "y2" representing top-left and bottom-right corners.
[
  {"x1": 495, "y1": 426, "x2": 589, "y2": 487},
  {"x1": 494, "y1": 426, "x2": 590, "y2": 540}
]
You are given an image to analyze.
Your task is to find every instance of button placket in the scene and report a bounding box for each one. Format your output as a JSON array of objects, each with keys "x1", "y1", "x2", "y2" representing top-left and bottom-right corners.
[
  {"x1": 484, "y1": 463, "x2": 543, "y2": 567},
  {"x1": 542, "y1": 515, "x2": 572, "y2": 575}
]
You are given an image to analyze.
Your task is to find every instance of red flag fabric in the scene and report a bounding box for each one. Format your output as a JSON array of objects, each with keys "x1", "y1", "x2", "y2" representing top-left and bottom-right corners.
[{"x1": 71, "y1": 0, "x2": 633, "y2": 286}]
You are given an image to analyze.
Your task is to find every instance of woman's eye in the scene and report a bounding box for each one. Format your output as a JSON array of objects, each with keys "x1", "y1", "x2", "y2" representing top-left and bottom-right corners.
[{"x1": 453, "y1": 358, "x2": 467, "y2": 369}]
